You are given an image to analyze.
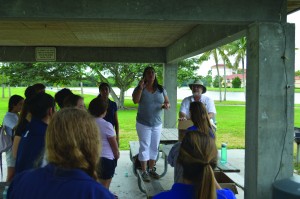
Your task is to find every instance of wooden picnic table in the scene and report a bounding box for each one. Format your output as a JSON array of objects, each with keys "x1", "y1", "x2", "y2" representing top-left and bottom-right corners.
[{"x1": 160, "y1": 128, "x2": 178, "y2": 144}]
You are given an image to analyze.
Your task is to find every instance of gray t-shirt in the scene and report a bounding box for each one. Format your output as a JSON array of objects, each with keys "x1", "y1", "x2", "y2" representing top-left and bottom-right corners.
[
  {"x1": 3, "y1": 112, "x2": 18, "y2": 136},
  {"x1": 135, "y1": 87, "x2": 167, "y2": 127}
]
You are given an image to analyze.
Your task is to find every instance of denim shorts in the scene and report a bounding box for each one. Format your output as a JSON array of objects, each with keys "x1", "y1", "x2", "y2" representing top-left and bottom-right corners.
[{"x1": 97, "y1": 157, "x2": 117, "y2": 180}]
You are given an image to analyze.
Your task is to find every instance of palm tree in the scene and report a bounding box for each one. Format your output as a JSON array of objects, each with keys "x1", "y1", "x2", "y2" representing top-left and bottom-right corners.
[
  {"x1": 198, "y1": 45, "x2": 233, "y2": 102},
  {"x1": 217, "y1": 46, "x2": 233, "y2": 101},
  {"x1": 227, "y1": 37, "x2": 247, "y2": 92},
  {"x1": 199, "y1": 49, "x2": 222, "y2": 102}
]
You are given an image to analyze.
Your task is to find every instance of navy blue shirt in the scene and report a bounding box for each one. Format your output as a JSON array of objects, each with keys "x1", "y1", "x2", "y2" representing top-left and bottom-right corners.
[
  {"x1": 104, "y1": 98, "x2": 117, "y2": 127},
  {"x1": 8, "y1": 164, "x2": 114, "y2": 199},
  {"x1": 15, "y1": 117, "x2": 48, "y2": 174},
  {"x1": 97, "y1": 95, "x2": 117, "y2": 127}
]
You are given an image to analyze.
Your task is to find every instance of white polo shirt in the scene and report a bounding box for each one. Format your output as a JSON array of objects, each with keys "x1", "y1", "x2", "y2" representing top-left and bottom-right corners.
[{"x1": 179, "y1": 95, "x2": 216, "y2": 119}]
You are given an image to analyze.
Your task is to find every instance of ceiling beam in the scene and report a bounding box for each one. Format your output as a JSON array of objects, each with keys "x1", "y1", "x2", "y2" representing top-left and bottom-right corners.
[
  {"x1": 166, "y1": 24, "x2": 247, "y2": 63},
  {"x1": 0, "y1": 46, "x2": 165, "y2": 63},
  {"x1": 0, "y1": 0, "x2": 286, "y2": 24}
]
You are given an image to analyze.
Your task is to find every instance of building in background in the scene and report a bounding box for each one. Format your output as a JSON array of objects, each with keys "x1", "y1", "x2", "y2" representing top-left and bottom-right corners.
[
  {"x1": 296, "y1": 76, "x2": 300, "y2": 88},
  {"x1": 225, "y1": 74, "x2": 246, "y2": 88}
]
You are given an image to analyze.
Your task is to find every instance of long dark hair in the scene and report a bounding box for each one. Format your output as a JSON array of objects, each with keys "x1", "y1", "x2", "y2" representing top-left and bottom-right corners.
[
  {"x1": 142, "y1": 66, "x2": 163, "y2": 93},
  {"x1": 15, "y1": 85, "x2": 44, "y2": 135},
  {"x1": 8, "y1": 95, "x2": 24, "y2": 112}
]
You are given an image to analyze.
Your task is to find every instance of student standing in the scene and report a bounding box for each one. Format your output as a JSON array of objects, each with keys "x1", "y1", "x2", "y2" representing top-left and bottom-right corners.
[
  {"x1": 88, "y1": 97, "x2": 119, "y2": 191},
  {"x1": 98, "y1": 83, "x2": 120, "y2": 146},
  {"x1": 3, "y1": 95, "x2": 24, "y2": 182},
  {"x1": 15, "y1": 93, "x2": 55, "y2": 174}
]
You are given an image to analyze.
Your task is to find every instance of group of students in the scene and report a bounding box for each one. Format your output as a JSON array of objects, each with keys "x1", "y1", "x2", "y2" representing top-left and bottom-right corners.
[
  {"x1": 2, "y1": 83, "x2": 119, "y2": 198},
  {"x1": 2, "y1": 66, "x2": 236, "y2": 199}
]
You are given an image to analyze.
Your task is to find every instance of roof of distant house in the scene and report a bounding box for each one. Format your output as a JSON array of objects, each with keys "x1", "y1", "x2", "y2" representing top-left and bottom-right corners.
[
  {"x1": 226, "y1": 74, "x2": 246, "y2": 80},
  {"x1": 211, "y1": 64, "x2": 226, "y2": 68}
]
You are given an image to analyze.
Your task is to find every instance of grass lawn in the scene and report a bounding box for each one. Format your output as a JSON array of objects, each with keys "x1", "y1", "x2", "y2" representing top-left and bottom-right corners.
[
  {"x1": 1, "y1": 87, "x2": 300, "y2": 174},
  {"x1": 0, "y1": 87, "x2": 299, "y2": 151}
]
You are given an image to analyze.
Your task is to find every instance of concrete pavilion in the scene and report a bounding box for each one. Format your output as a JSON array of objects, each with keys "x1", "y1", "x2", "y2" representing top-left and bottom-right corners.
[{"x1": 1, "y1": 1, "x2": 300, "y2": 198}]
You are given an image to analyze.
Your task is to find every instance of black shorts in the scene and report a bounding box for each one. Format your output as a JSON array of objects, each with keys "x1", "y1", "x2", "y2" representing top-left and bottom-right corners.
[{"x1": 97, "y1": 157, "x2": 117, "y2": 180}]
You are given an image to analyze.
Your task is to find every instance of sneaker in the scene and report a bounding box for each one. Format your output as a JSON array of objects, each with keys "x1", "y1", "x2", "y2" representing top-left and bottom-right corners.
[
  {"x1": 141, "y1": 171, "x2": 151, "y2": 182},
  {"x1": 148, "y1": 169, "x2": 160, "y2": 179}
]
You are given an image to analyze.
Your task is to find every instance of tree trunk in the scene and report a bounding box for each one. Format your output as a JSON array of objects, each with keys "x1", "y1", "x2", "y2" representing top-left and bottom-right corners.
[
  {"x1": 216, "y1": 64, "x2": 222, "y2": 102},
  {"x1": 2, "y1": 84, "x2": 4, "y2": 98},
  {"x1": 109, "y1": 88, "x2": 121, "y2": 108},
  {"x1": 8, "y1": 85, "x2": 11, "y2": 98},
  {"x1": 119, "y1": 88, "x2": 126, "y2": 109},
  {"x1": 242, "y1": 58, "x2": 245, "y2": 96},
  {"x1": 223, "y1": 61, "x2": 227, "y2": 101},
  {"x1": 80, "y1": 82, "x2": 84, "y2": 95}
]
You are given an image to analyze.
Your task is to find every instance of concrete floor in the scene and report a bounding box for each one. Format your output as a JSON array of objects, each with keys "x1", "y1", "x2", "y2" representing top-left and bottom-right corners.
[
  {"x1": 110, "y1": 150, "x2": 245, "y2": 199},
  {"x1": 0, "y1": 150, "x2": 245, "y2": 199}
]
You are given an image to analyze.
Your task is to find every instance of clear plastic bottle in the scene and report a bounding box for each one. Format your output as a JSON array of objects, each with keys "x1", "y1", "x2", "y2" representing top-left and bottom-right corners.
[
  {"x1": 3, "y1": 186, "x2": 9, "y2": 199},
  {"x1": 220, "y1": 143, "x2": 227, "y2": 164}
]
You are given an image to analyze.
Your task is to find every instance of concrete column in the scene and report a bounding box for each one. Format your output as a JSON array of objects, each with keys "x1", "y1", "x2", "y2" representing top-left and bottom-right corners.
[
  {"x1": 163, "y1": 63, "x2": 178, "y2": 128},
  {"x1": 245, "y1": 23, "x2": 295, "y2": 199}
]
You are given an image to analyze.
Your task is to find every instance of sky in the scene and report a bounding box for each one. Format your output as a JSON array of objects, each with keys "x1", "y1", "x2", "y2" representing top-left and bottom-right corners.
[{"x1": 198, "y1": 10, "x2": 300, "y2": 76}]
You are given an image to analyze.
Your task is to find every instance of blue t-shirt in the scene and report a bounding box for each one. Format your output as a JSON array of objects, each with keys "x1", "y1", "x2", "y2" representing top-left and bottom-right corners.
[
  {"x1": 8, "y1": 164, "x2": 114, "y2": 199},
  {"x1": 153, "y1": 183, "x2": 236, "y2": 199},
  {"x1": 187, "y1": 125, "x2": 215, "y2": 138},
  {"x1": 15, "y1": 118, "x2": 48, "y2": 174}
]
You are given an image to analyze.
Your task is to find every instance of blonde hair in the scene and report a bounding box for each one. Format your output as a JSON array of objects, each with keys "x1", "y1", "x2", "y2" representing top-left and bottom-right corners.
[
  {"x1": 45, "y1": 108, "x2": 101, "y2": 180},
  {"x1": 178, "y1": 131, "x2": 218, "y2": 199}
]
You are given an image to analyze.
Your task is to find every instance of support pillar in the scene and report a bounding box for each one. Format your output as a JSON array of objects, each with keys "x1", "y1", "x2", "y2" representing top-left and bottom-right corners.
[
  {"x1": 163, "y1": 63, "x2": 178, "y2": 128},
  {"x1": 245, "y1": 22, "x2": 295, "y2": 199}
]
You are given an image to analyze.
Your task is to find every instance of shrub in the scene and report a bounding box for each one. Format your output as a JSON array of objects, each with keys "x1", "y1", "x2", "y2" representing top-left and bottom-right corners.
[
  {"x1": 213, "y1": 75, "x2": 223, "y2": 88},
  {"x1": 232, "y1": 77, "x2": 242, "y2": 88}
]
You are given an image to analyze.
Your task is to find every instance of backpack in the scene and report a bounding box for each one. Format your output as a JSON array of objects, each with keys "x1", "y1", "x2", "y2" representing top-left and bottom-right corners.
[
  {"x1": 0, "y1": 124, "x2": 13, "y2": 154},
  {"x1": 0, "y1": 124, "x2": 13, "y2": 178}
]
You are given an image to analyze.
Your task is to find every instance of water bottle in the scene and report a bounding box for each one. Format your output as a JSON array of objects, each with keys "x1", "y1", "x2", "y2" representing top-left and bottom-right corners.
[
  {"x1": 124, "y1": 171, "x2": 129, "y2": 177},
  {"x1": 3, "y1": 186, "x2": 8, "y2": 199},
  {"x1": 220, "y1": 143, "x2": 227, "y2": 164}
]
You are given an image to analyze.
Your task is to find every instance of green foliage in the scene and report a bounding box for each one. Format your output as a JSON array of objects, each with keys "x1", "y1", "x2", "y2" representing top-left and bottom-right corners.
[
  {"x1": 296, "y1": 70, "x2": 300, "y2": 76},
  {"x1": 227, "y1": 37, "x2": 247, "y2": 70},
  {"x1": 0, "y1": 62, "x2": 88, "y2": 86},
  {"x1": 232, "y1": 77, "x2": 242, "y2": 88},
  {"x1": 213, "y1": 75, "x2": 223, "y2": 88},
  {"x1": 177, "y1": 58, "x2": 200, "y2": 87},
  {"x1": 200, "y1": 70, "x2": 212, "y2": 87}
]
